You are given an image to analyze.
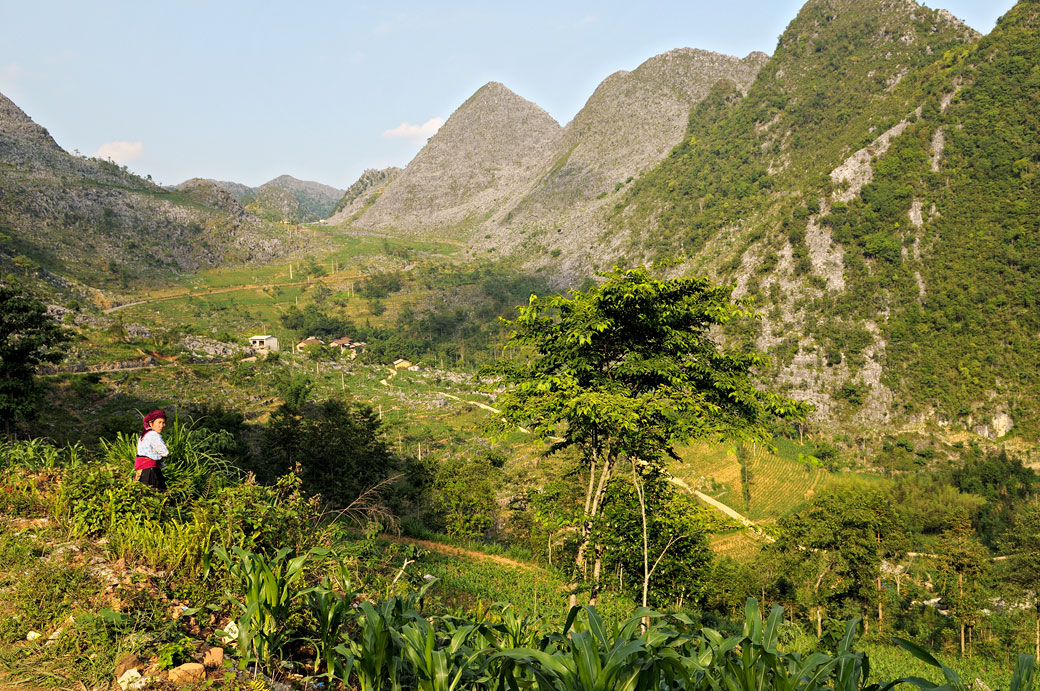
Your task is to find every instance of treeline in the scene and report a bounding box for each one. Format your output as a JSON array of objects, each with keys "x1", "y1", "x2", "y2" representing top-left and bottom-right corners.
[
  {"x1": 278, "y1": 265, "x2": 554, "y2": 369},
  {"x1": 497, "y1": 445, "x2": 1040, "y2": 659}
]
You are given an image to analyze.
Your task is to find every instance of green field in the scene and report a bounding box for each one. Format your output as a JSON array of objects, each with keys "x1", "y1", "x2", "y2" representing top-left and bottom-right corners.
[{"x1": 671, "y1": 439, "x2": 825, "y2": 523}]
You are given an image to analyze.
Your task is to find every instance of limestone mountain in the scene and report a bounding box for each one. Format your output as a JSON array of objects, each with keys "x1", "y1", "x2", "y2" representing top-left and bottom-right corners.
[
  {"x1": 326, "y1": 167, "x2": 402, "y2": 225},
  {"x1": 494, "y1": 49, "x2": 768, "y2": 246},
  {"x1": 608, "y1": 0, "x2": 1040, "y2": 436},
  {"x1": 0, "y1": 92, "x2": 284, "y2": 297},
  {"x1": 352, "y1": 82, "x2": 563, "y2": 236},
  {"x1": 173, "y1": 175, "x2": 344, "y2": 223}
]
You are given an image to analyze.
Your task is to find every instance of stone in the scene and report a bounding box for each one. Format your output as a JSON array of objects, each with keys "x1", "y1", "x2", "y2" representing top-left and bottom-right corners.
[
  {"x1": 25, "y1": 631, "x2": 41, "y2": 641},
  {"x1": 201, "y1": 645, "x2": 224, "y2": 668},
  {"x1": 218, "y1": 620, "x2": 239, "y2": 646},
  {"x1": 114, "y1": 653, "x2": 142, "y2": 680},
  {"x1": 117, "y1": 668, "x2": 148, "y2": 691},
  {"x1": 168, "y1": 662, "x2": 206, "y2": 683}
]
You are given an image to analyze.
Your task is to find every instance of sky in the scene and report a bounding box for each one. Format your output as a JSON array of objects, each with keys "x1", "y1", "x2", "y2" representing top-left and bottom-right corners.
[{"x1": 0, "y1": 1, "x2": 1016, "y2": 190}]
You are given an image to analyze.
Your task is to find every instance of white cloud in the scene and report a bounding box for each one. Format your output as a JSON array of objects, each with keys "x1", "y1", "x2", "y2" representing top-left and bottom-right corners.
[
  {"x1": 576, "y1": 15, "x2": 596, "y2": 26},
  {"x1": 382, "y1": 118, "x2": 444, "y2": 141},
  {"x1": 94, "y1": 141, "x2": 144, "y2": 165}
]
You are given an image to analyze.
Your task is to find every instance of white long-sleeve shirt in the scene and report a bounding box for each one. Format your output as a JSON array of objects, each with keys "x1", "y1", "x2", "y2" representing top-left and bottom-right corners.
[{"x1": 136, "y1": 430, "x2": 169, "y2": 461}]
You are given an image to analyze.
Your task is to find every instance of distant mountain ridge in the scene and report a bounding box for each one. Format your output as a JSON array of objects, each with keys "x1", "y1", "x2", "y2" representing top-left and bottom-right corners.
[
  {"x1": 173, "y1": 175, "x2": 344, "y2": 223},
  {"x1": 0, "y1": 92, "x2": 288, "y2": 297},
  {"x1": 352, "y1": 82, "x2": 563, "y2": 236},
  {"x1": 326, "y1": 167, "x2": 402, "y2": 225},
  {"x1": 336, "y1": 47, "x2": 772, "y2": 253}
]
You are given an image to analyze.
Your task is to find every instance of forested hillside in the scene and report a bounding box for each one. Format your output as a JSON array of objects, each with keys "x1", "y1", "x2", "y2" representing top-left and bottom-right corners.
[{"x1": 613, "y1": 0, "x2": 1040, "y2": 436}]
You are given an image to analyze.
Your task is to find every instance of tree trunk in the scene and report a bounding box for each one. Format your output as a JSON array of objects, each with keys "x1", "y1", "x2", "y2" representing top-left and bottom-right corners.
[
  {"x1": 590, "y1": 551, "x2": 602, "y2": 606},
  {"x1": 816, "y1": 607, "x2": 822, "y2": 639},
  {"x1": 571, "y1": 456, "x2": 599, "y2": 607},
  {"x1": 959, "y1": 572, "x2": 965, "y2": 657},
  {"x1": 878, "y1": 575, "x2": 883, "y2": 633}
]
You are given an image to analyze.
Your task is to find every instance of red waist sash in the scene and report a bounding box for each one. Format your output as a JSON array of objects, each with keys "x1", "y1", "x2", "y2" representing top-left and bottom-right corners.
[{"x1": 135, "y1": 456, "x2": 159, "y2": 470}]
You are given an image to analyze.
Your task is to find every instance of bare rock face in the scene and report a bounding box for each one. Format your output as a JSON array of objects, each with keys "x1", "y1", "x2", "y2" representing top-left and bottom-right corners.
[
  {"x1": 508, "y1": 49, "x2": 768, "y2": 219},
  {"x1": 354, "y1": 82, "x2": 563, "y2": 236},
  {"x1": 0, "y1": 91, "x2": 62, "y2": 156},
  {"x1": 326, "y1": 167, "x2": 402, "y2": 225}
]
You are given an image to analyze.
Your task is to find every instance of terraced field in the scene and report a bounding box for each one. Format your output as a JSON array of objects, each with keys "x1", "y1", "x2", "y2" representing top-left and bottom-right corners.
[
  {"x1": 669, "y1": 440, "x2": 825, "y2": 524},
  {"x1": 707, "y1": 529, "x2": 765, "y2": 560}
]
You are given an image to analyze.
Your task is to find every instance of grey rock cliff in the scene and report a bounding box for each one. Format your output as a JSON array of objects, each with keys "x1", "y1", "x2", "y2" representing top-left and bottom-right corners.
[{"x1": 354, "y1": 82, "x2": 563, "y2": 235}]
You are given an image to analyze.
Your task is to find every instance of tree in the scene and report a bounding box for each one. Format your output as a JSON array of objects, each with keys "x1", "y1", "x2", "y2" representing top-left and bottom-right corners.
[
  {"x1": 489, "y1": 266, "x2": 805, "y2": 604},
  {"x1": 937, "y1": 511, "x2": 990, "y2": 657},
  {"x1": 263, "y1": 398, "x2": 400, "y2": 509},
  {"x1": 999, "y1": 501, "x2": 1040, "y2": 660},
  {"x1": 595, "y1": 466, "x2": 713, "y2": 608},
  {"x1": 769, "y1": 486, "x2": 904, "y2": 636},
  {"x1": 0, "y1": 285, "x2": 69, "y2": 434}
]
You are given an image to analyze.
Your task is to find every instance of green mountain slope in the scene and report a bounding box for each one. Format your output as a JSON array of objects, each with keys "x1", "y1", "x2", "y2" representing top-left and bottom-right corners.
[{"x1": 606, "y1": 0, "x2": 1037, "y2": 438}]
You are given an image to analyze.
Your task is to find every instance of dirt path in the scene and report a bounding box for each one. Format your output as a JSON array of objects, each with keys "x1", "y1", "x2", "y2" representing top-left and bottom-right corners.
[
  {"x1": 103, "y1": 272, "x2": 363, "y2": 314},
  {"x1": 381, "y1": 534, "x2": 543, "y2": 573},
  {"x1": 667, "y1": 476, "x2": 775, "y2": 543}
]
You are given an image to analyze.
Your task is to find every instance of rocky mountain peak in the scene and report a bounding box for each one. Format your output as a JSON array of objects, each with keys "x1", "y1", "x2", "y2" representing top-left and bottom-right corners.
[
  {"x1": 353, "y1": 82, "x2": 562, "y2": 235},
  {"x1": 0, "y1": 91, "x2": 61, "y2": 152}
]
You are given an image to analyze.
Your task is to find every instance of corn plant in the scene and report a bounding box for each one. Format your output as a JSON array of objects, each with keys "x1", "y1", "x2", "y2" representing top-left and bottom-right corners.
[
  {"x1": 395, "y1": 617, "x2": 488, "y2": 691},
  {"x1": 345, "y1": 581, "x2": 436, "y2": 691},
  {"x1": 212, "y1": 545, "x2": 310, "y2": 670},
  {"x1": 302, "y1": 573, "x2": 358, "y2": 684},
  {"x1": 493, "y1": 606, "x2": 689, "y2": 691}
]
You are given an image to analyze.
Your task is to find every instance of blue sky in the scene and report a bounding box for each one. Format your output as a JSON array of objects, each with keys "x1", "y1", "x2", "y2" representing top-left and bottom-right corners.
[{"x1": 0, "y1": 1, "x2": 1015, "y2": 190}]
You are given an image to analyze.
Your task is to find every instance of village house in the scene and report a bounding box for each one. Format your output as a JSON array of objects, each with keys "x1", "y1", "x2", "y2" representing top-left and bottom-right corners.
[
  {"x1": 248, "y1": 335, "x2": 279, "y2": 352},
  {"x1": 295, "y1": 336, "x2": 324, "y2": 352},
  {"x1": 328, "y1": 336, "x2": 361, "y2": 359},
  {"x1": 392, "y1": 358, "x2": 414, "y2": 371}
]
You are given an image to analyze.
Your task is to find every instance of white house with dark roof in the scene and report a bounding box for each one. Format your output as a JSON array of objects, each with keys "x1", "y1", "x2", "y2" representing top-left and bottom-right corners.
[{"x1": 248, "y1": 335, "x2": 279, "y2": 352}]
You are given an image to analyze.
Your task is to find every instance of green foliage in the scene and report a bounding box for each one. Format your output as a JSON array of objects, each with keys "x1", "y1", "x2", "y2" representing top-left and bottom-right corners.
[
  {"x1": 55, "y1": 463, "x2": 164, "y2": 537},
  {"x1": 492, "y1": 266, "x2": 806, "y2": 463},
  {"x1": 263, "y1": 397, "x2": 401, "y2": 508},
  {"x1": 952, "y1": 448, "x2": 1038, "y2": 548},
  {"x1": 0, "y1": 284, "x2": 69, "y2": 429},
  {"x1": 154, "y1": 635, "x2": 196, "y2": 670},
  {"x1": 769, "y1": 487, "x2": 904, "y2": 618},
  {"x1": 595, "y1": 471, "x2": 714, "y2": 608},
  {"x1": 432, "y1": 453, "x2": 502, "y2": 539},
  {"x1": 212, "y1": 544, "x2": 311, "y2": 669}
]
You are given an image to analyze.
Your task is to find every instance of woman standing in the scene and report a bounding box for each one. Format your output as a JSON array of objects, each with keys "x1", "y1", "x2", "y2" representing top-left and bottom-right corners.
[{"x1": 135, "y1": 409, "x2": 169, "y2": 490}]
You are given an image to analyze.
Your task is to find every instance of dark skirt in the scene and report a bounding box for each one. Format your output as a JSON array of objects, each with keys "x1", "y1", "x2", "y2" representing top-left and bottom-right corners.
[{"x1": 135, "y1": 466, "x2": 166, "y2": 491}]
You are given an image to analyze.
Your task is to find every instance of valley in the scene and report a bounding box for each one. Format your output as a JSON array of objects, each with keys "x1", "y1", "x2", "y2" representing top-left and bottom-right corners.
[{"x1": 2, "y1": 0, "x2": 1039, "y2": 688}]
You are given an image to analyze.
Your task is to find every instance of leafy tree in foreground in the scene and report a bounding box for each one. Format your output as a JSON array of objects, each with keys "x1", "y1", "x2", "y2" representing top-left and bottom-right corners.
[
  {"x1": 489, "y1": 266, "x2": 806, "y2": 604},
  {"x1": 0, "y1": 285, "x2": 69, "y2": 434}
]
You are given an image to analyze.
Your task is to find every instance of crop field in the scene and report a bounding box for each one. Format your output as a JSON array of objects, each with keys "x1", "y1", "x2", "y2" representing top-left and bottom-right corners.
[
  {"x1": 707, "y1": 529, "x2": 764, "y2": 560},
  {"x1": 670, "y1": 439, "x2": 825, "y2": 523}
]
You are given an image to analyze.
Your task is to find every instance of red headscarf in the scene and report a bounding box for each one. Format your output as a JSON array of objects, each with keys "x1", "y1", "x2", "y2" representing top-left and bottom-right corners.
[{"x1": 142, "y1": 409, "x2": 166, "y2": 436}]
